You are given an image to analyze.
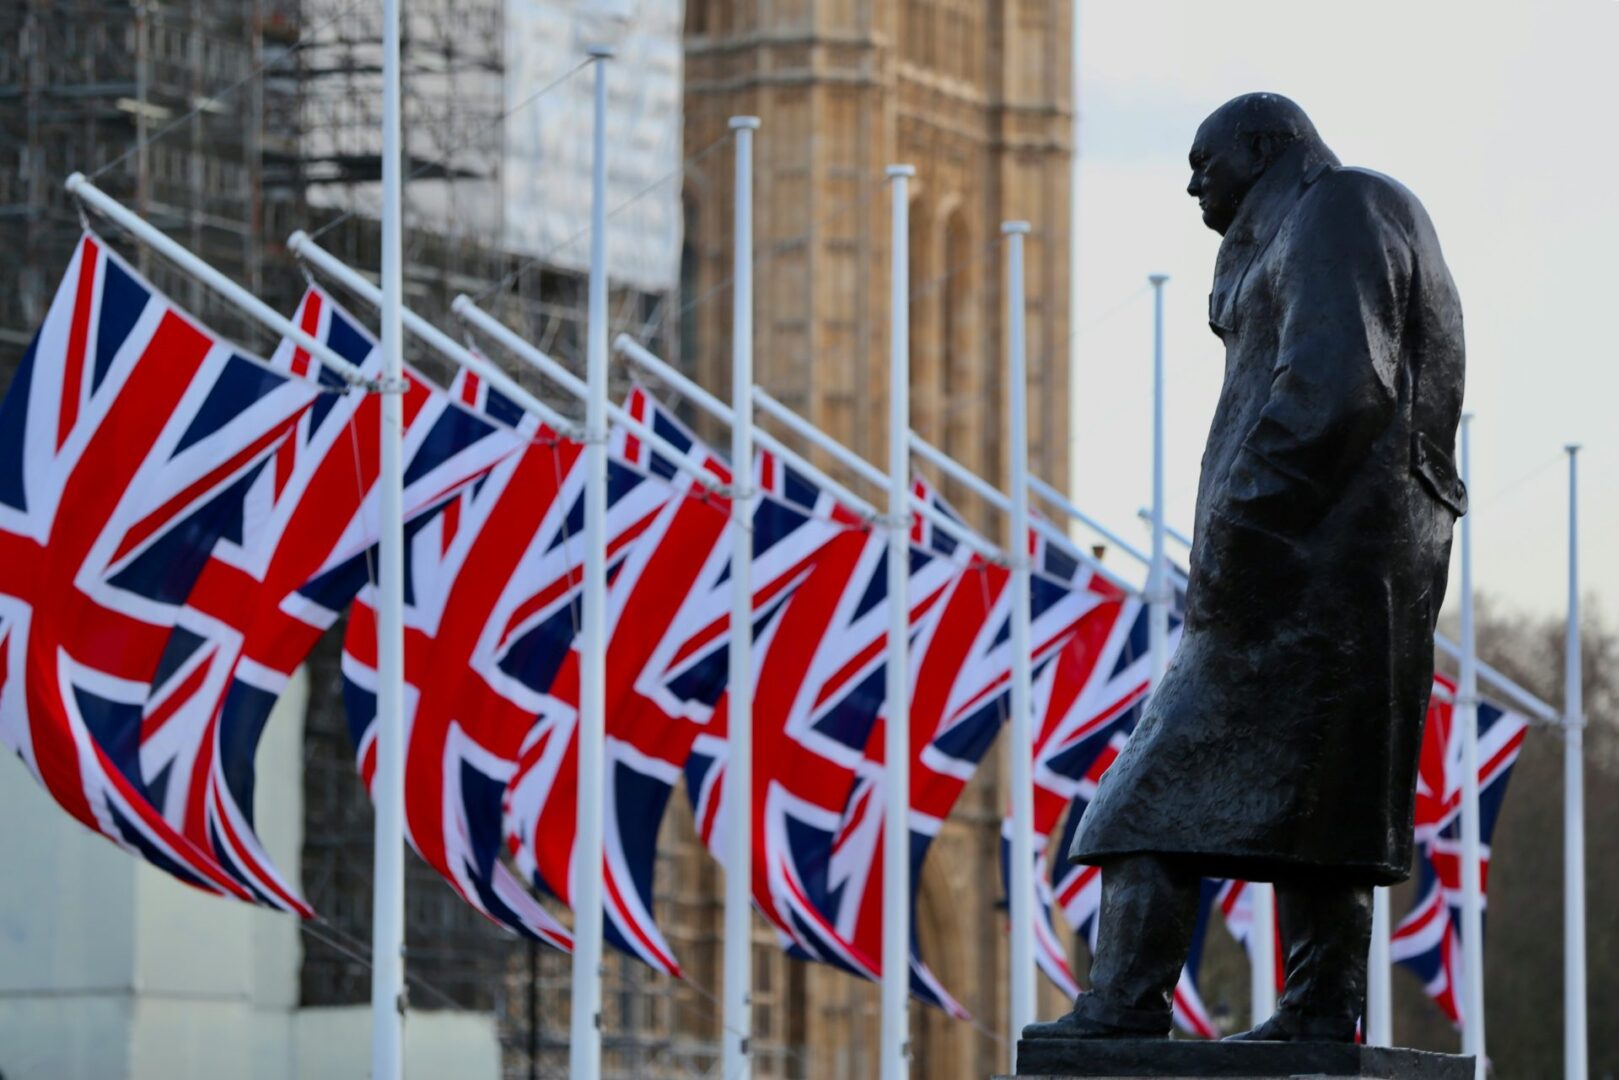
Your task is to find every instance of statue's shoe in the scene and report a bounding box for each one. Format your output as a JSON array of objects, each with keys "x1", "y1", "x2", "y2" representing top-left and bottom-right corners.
[
  {"x1": 1224, "y1": 1012, "x2": 1356, "y2": 1043},
  {"x1": 1022, "y1": 994, "x2": 1171, "y2": 1041}
]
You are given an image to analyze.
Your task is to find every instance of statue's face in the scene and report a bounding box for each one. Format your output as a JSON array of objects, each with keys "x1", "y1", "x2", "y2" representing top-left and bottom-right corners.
[{"x1": 1186, "y1": 118, "x2": 1263, "y2": 236}]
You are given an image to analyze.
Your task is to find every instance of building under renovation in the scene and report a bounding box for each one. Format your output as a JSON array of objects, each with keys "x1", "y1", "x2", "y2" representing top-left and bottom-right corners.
[{"x1": 0, "y1": 2, "x2": 1091, "y2": 1077}]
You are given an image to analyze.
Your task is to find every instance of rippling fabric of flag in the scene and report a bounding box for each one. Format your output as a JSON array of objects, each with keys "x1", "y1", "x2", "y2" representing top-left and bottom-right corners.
[
  {"x1": 682, "y1": 456, "x2": 886, "y2": 985},
  {"x1": 834, "y1": 500, "x2": 1113, "y2": 1015},
  {"x1": 142, "y1": 291, "x2": 522, "y2": 915},
  {"x1": 1011, "y1": 589, "x2": 1214, "y2": 1036},
  {"x1": 1392, "y1": 675, "x2": 1528, "y2": 1028},
  {"x1": 342, "y1": 368, "x2": 617, "y2": 949},
  {"x1": 0, "y1": 233, "x2": 321, "y2": 899},
  {"x1": 503, "y1": 386, "x2": 731, "y2": 976},
  {"x1": 611, "y1": 444, "x2": 851, "y2": 871}
]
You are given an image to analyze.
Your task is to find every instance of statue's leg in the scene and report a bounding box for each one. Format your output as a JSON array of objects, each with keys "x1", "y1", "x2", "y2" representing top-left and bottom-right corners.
[
  {"x1": 1227, "y1": 881, "x2": 1371, "y2": 1042},
  {"x1": 1022, "y1": 854, "x2": 1199, "y2": 1040}
]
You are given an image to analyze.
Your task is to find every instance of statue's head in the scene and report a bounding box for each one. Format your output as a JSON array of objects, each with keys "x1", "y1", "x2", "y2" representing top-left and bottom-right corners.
[{"x1": 1187, "y1": 93, "x2": 1321, "y2": 235}]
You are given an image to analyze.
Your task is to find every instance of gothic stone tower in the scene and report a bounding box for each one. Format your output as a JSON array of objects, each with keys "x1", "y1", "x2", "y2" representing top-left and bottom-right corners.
[{"x1": 679, "y1": 2, "x2": 1075, "y2": 1075}]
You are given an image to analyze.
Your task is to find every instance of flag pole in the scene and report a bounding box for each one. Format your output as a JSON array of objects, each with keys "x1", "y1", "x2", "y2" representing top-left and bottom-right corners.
[
  {"x1": 909, "y1": 434, "x2": 1137, "y2": 597},
  {"x1": 1367, "y1": 887, "x2": 1393, "y2": 1045},
  {"x1": 65, "y1": 176, "x2": 367, "y2": 387},
  {"x1": 613, "y1": 336, "x2": 879, "y2": 518},
  {"x1": 452, "y1": 298, "x2": 723, "y2": 490},
  {"x1": 1146, "y1": 273, "x2": 1169, "y2": 688},
  {"x1": 1457, "y1": 412, "x2": 1486, "y2": 1077},
  {"x1": 723, "y1": 114, "x2": 760, "y2": 1080},
  {"x1": 881, "y1": 163, "x2": 916, "y2": 1080},
  {"x1": 369, "y1": 0, "x2": 407, "y2": 1069},
  {"x1": 1249, "y1": 884, "x2": 1276, "y2": 1024},
  {"x1": 751, "y1": 387, "x2": 1000, "y2": 563},
  {"x1": 1563, "y1": 444, "x2": 1587, "y2": 1080},
  {"x1": 570, "y1": 45, "x2": 613, "y2": 1080},
  {"x1": 1004, "y1": 219, "x2": 1036, "y2": 1069}
]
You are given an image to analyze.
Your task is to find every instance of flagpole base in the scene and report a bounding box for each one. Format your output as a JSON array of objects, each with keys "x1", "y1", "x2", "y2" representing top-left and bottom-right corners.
[{"x1": 1004, "y1": 1040, "x2": 1472, "y2": 1079}]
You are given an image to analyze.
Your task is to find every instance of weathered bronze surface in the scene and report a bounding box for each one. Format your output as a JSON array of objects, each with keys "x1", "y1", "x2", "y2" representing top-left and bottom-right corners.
[{"x1": 1027, "y1": 92, "x2": 1467, "y2": 1047}]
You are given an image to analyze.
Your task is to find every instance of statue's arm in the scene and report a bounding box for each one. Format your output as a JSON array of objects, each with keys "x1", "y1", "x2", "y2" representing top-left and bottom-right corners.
[{"x1": 1226, "y1": 176, "x2": 1412, "y2": 533}]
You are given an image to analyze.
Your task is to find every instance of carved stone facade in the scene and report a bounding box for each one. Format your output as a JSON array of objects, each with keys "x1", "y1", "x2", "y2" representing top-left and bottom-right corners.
[{"x1": 671, "y1": 3, "x2": 1076, "y2": 1076}]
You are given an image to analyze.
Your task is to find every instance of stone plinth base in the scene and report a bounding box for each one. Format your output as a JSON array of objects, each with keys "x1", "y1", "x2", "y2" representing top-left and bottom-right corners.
[{"x1": 1003, "y1": 1039, "x2": 1472, "y2": 1079}]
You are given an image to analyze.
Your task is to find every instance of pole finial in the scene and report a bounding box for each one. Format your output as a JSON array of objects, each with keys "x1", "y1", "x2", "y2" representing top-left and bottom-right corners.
[
  {"x1": 1001, "y1": 220, "x2": 1031, "y2": 235},
  {"x1": 1149, "y1": 273, "x2": 1169, "y2": 286},
  {"x1": 886, "y1": 164, "x2": 916, "y2": 179},
  {"x1": 729, "y1": 115, "x2": 761, "y2": 131},
  {"x1": 1565, "y1": 443, "x2": 1582, "y2": 455},
  {"x1": 586, "y1": 44, "x2": 615, "y2": 60}
]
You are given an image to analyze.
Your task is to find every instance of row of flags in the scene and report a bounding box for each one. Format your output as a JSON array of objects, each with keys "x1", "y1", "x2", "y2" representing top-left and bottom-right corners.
[{"x1": 0, "y1": 233, "x2": 1527, "y2": 1032}]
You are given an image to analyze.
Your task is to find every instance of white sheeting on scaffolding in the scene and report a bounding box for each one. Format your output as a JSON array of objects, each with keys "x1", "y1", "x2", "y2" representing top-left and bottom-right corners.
[{"x1": 504, "y1": 0, "x2": 684, "y2": 292}]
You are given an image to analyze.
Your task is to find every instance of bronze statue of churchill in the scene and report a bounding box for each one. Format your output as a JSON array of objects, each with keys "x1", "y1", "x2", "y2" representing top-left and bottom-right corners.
[{"x1": 1027, "y1": 93, "x2": 1467, "y2": 1043}]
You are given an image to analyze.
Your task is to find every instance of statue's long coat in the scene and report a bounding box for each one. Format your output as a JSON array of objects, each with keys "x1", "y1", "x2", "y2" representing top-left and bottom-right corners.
[{"x1": 1069, "y1": 142, "x2": 1467, "y2": 885}]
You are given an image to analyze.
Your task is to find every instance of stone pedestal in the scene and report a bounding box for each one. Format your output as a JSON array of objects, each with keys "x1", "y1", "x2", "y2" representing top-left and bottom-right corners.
[{"x1": 1002, "y1": 1039, "x2": 1472, "y2": 1079}]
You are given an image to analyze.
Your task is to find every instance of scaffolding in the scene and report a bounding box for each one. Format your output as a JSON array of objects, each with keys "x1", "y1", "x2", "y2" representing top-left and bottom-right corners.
[
  {"x1": 0, "y1": 2, "x2": 774, "y2": 1075},
  {"x1": 0, "y1": 0, "x2": 307, "y2": 358}
]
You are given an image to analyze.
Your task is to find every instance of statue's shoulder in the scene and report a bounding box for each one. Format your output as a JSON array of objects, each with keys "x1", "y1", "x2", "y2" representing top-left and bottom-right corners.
[{"x1": 1302, "y1": 164, "x2": 1427, "y2": 236}]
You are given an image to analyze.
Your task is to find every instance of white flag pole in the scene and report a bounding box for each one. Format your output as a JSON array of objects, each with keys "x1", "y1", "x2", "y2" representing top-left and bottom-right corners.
[
  {"x1": 369, "y1": 0, "x2": 407, "y2": 1070},
  {"x1": 723, "y1": 114, "x2": 760, "y2": 1080},
  {"x1": 1457, "y1": 412, "x2": 1486, "y2": 1077},
  {"x1": 569, "y1": 45, "x2": 613, "y2": 1080},
  {"x1": 1367, "y1": 887, "x2": 1393, "y2": 1045},
  {"x1": 1004, "y1": 220, "x2": 1036, "y2": 1069},
  {"x1": 1249, "y1": 884, "x2": 1276, "y2": 1024},
  {"x1": 1146, "y1": 273, "x2": 1169, "y2": 689},
  {"x1": 1563, "y1": 444, "x2": 1588, "y2": 1080},
  {"x1": 881, "y1": 164, "x2": 916, "y2": 1080}
]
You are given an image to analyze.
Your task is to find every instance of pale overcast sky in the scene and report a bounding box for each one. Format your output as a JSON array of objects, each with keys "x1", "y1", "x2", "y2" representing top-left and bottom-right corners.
[{"x1": 1069, "y1": 0, "x2": 1615, "y2": 622}]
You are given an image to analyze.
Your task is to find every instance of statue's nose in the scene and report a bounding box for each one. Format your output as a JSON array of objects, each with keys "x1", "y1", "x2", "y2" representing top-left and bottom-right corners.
[{"x1": 1187, "y1": 174, "x2": 1201, "y2": 198}]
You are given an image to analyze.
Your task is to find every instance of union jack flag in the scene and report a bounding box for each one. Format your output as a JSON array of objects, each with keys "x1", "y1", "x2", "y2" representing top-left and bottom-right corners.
[
  {"x1": 0, "y1": 233, "x2": 320, "y2": 898},
  {"x1": 834, "y1": 499, "x2": 1115, "y2": 1014},
  {"x1": 501, "y1": 386, "x2": 734, "y2": 974},
  {"x1": 1009, "y1": 591, "x2": 1214, "y2": 1036},
  {"x1": 1392, "y1": 675, "x2": 1527, "y2": 1028},
  {"x1": 343, "y1": 369, "x2": 601, "y2": 948},
  {"x1": 140, "y1": 289, "x2": 522, "y2": 914},
  {"x1": 681, "y1": 457, "x2": 891, "y2": 987}
]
